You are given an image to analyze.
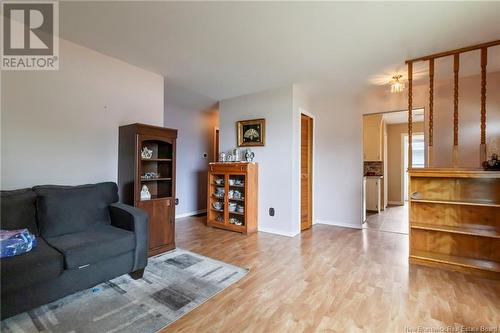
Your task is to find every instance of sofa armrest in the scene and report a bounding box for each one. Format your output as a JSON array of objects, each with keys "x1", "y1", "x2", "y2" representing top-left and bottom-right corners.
[{"x1": 109, "y1": 203, "x2": 149, "y2": 271}]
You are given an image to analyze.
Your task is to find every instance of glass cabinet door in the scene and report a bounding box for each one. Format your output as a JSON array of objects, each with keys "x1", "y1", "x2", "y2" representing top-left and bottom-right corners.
[
  {"x1": 209, "y1": 173, "x2": 225, "y2": 224},
  {"x1": 227, "y1": 174, "x2": 246, "y2": 227}
]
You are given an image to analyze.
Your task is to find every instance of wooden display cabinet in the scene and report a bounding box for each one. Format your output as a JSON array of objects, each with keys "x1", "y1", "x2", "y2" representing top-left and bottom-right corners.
[
  {"x1": 207, "y1": 162, "x2": 258, "y2": 234},
  {"x1": 409, "y1": 168, "x2": 500, "y2": 279},
  {"x1": 118, "y1": 123, "x2": 177, "y2": 256}
]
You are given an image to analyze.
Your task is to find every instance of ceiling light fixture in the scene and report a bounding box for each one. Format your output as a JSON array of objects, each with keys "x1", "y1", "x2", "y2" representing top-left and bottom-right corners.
[{"x1": 390, "y1": 75, "x2": 405, "y2": 93}]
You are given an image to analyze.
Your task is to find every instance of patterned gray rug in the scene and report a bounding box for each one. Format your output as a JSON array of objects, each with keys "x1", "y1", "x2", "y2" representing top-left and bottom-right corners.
[{"x1": 1, "y1": 249, "x2": 248, "y2": 333}]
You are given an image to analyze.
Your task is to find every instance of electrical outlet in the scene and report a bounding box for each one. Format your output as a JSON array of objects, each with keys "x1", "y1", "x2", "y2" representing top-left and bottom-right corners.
[
  {"x1": 175, "y1": 198, "x2": 179, "y2": 205},
  {"x1": 269, "y1": 208, "x2": 275, "y2": 216},
  {"x1": 203, "y1": 153, "x2": 208, "y2": 159}
]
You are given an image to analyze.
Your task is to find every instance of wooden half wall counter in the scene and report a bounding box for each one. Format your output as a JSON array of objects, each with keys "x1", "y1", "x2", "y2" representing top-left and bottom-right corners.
[{"x1": 405, "y1": 40, "x2": 500, "y2": 279}]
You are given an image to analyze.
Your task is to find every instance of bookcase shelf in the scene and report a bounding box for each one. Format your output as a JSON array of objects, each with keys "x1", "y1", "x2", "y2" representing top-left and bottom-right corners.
[
  {"x1": 411, "y1": 222, "x2": 500, "y2": 239},
  {"x1": 118, "y1": 123, "x2": 177, "y2": 257},
  {"x1": 140, "y1": 178, "x2": 172, "y2": 182},
  {"x1": 411, "y1": 198, "x2": 500, "y2": 208},
  {"x1": 141, "y1": 158, "x2": 172, "y2": 162},
  {"x1": 409, "y1": 168, "x2": 500, "y2": 279},
  {"x1": 410, "y1": 250, "x2": 500, "y2": 273}
]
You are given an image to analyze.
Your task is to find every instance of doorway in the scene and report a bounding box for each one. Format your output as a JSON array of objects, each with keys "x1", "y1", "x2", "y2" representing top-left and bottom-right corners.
[
  {"x1": 301, "y1": 113, "x2": 313, "y2": 231},
  {"x1": 362, "y1": 108, "x2": 425, "y2": 235},
  {"x1": 213, "y1": 127, "x2": 219, "y2": 161}
]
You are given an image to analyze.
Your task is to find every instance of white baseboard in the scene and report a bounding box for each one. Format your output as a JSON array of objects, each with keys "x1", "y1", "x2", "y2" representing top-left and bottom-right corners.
[
  {"x1": 175, "y1": 209, "x2": 207, "y2": 219},
  {"x1": 258, "y1": 226, "x2": 299, "y2": 237},
  {"x1": 388, "y1": 201, "x2": 404, "y2": 206},
  {"x1": 315, "y1": 218, "x2": 362, "y2": 230}
]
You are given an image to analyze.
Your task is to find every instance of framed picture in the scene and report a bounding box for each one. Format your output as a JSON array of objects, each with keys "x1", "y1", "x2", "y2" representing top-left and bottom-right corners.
[{"x1": 237, "y1": 118, "x2": 265, "y2": 147}]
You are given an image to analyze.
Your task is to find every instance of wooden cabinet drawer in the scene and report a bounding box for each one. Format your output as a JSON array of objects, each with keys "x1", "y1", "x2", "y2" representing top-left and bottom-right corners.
[{"x1": 210, "y1": 163, "x2": 248, "y2": 173}]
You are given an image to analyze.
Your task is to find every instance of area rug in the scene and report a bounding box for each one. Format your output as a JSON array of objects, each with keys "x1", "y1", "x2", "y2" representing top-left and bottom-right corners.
[{"x1": 1, "y1": 249, "x2": 249, "y2": 333}]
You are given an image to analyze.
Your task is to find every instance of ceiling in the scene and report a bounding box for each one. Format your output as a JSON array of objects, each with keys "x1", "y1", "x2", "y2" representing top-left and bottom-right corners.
[
  {"x1": 60, "y1": 2, "x2": 500, "y2": 100},
  {"x1": 383, "y1": 109, "x2": 424, "y2": 125}
]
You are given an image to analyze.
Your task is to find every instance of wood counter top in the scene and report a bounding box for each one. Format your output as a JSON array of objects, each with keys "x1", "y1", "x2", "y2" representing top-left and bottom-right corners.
[{"x1": 409, "y1": 167, "x2": 500, "y2": 178}]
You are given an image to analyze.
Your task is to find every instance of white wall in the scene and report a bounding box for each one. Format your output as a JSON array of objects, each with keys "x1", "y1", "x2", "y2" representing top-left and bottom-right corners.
[
  {"x1": 313, "y1": 91, "x2": 364, "y2": 229},
  {"x1": 219, "y1": 86, "x2": 299, "y2": 236},
  {"x1": 1, "y1": 39, "x2": 164, "y2": 189},
  {"x1": 164, "y1": 80, "x2": 219, "y2": 218}
]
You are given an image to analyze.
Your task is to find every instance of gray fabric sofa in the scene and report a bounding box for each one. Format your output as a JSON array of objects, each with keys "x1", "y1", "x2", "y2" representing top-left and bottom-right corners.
[{"x1": 0, "y1": 182, "x2": 149, "y2": 319}]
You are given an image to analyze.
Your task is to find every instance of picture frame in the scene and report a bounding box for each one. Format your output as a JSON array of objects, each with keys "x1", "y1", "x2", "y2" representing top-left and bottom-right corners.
[{"x1": 237, "y1": 118, "x2": 265, "y2": 147}]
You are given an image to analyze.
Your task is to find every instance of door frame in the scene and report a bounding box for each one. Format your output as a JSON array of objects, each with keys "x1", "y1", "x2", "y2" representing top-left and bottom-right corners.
[
  {"x1": 402, "y1": 132, "x2": 424, "y2": 202},
  {"x1": 300, "y1": 110, "x2": 315, "y2": 231}
]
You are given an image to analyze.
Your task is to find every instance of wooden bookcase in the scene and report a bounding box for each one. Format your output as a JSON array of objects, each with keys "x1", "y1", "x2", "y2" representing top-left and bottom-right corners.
[
  {"x1": 409, "y1": 168, "x2": 500, "y2": 279},
  {"x1": 118, "y1": 123, "x2": 177, "y2": 256},
  {"x1": 207, "y1": 162, "x2": 258, "y2": 234}
]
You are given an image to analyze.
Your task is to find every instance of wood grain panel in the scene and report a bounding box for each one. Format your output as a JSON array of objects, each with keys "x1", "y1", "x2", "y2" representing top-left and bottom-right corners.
[
  {"x1": 411, "y1": 229, "x2": 500, "y2": 263},
  {"x1": 411, "y1": 177, "x2": 500, "y2": 204},
  {"x1": 410, "y1": 202, "x2": 500, "y2": 228}
]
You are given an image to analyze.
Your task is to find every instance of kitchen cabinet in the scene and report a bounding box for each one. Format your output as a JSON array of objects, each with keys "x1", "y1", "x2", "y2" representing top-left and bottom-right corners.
[
  {"x1": 363, "y1": 114, "x2": 383, "y2": 161},
  {"x1": 365, "y1": 176, "x2": 382, "y2": 212}
]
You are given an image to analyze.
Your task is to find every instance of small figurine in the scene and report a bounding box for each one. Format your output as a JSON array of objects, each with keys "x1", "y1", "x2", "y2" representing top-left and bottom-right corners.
[
  {"x1": 483, "y1": 153, "x2": 500, "y2": 171},
  {"x1": 140, "y1": 185, "x2": 151, "y2": 201},
  {"x1": 245, "y1": 148, "x2": 255, "y2": 162},
  {"x1": 141, "y1": 147, "x2": 153, "y2": 159}
]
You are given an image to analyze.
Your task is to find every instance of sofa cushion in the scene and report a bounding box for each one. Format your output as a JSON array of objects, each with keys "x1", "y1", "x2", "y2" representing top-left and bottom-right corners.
[
  {"x1": 46, "y1": 225, "x2": 135, "y2": 270},
  {"x1": 34, "y1": 182, "x2": 119, "y2": 238},
  {"x1": 0, "y1": 188, "x2": 38, "y2": 235},
  {"x1": 1, "y1": 238, "x2": 63, "y2": 294}
]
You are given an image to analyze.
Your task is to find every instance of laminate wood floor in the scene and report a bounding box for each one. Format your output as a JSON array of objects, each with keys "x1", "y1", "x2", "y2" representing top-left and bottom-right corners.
[
  {"x1": 363, "y1": 204, "x2": 409, "y2": 234},
  {"x1": 162, "y1": 216, "x2": 500, "y2": 333}
]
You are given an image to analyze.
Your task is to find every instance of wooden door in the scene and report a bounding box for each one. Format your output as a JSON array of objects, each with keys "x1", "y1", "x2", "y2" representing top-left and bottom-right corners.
[
  {"x1": 138, "y1": 198, "x2": 175, "y2": 255},
  {"x1": 301, "y1": 114, "x2": 313, "y2": 231}
]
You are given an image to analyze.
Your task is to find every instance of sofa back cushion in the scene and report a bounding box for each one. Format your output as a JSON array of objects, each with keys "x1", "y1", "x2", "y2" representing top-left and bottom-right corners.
[
  {"x1": 0, "y1": 189, "x2": 38, "y2": 235},
  {"x1": 33, "y1": 182, "x2": 119, "y2": 238}
]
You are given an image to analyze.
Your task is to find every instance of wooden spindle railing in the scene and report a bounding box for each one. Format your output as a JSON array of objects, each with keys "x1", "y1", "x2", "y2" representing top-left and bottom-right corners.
[
  {"x1": 453, "y1": 54, "x2": 460, "y2": 167},
  {"x1": 408, "y1": 61, "x2": 413, "y2": 170},
  {"x1": 405, "y1": 40, "x2": 500, "y2": 169},
  {"x1": 480, "y1": 47, "x2": 487, "y2": 164},
  {"x1": 428, "y1": 59, "x2": 434, "y2": 167}
]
